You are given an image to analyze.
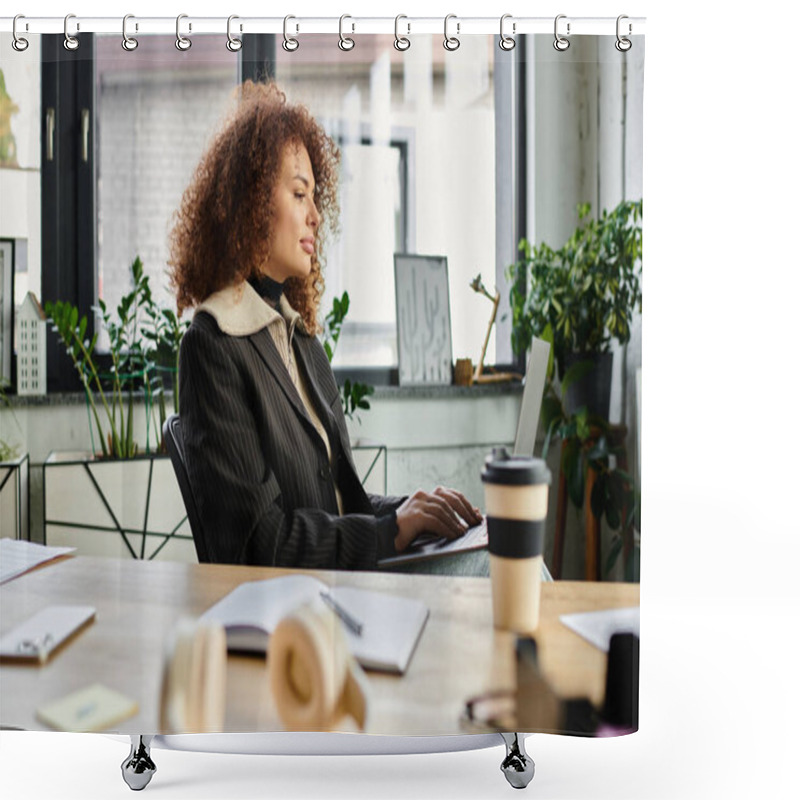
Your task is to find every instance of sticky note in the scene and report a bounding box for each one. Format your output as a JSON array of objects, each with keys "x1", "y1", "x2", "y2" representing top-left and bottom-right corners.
[{"x1": 36, "y1": 683, "x2": 139, "y2": 732}]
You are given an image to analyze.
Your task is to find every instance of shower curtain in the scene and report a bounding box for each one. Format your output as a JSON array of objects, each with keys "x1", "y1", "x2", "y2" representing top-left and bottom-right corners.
[{"x1": 0, "y1": 16, "x2": 643, "y2": 745}]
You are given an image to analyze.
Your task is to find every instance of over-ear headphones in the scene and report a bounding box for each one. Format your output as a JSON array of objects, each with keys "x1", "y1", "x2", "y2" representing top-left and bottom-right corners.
[
  {"x1": 159, "y1": 605, "x2": 368, "y2": 733},
  {"x1": 270, "y1": 603, "x2": 368, "y2": 731},
  {"x1": 159, "y1": 618, "x2": 227, "y2": 733}
]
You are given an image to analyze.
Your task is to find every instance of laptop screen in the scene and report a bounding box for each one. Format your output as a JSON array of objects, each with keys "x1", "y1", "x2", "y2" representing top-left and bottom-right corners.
[{"x1": 513, "y1": 337, "x2": 551, "y2": 457}]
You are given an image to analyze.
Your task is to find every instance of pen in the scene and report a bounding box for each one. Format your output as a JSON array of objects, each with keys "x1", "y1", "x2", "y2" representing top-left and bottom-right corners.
[{"x1": 319, "y1": 591, "x2": 364, "y2": 637}]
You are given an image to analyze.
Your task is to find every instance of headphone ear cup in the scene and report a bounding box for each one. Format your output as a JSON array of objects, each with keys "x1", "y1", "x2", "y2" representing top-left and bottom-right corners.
[
  {"x1": 160, "y1": 619, "x2": 227, "y2": 733},
  {"x1": 190, "y1": 622, "x2": 227, "y2": 732},
  {"x1": 270, "y1": 603, "x2": 368, "y2": 732}
]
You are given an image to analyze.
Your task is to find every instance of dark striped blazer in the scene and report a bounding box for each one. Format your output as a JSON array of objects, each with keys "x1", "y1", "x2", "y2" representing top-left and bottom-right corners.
[{"x1": 178, "y1": 281, "x2": 403, "y2": 570}]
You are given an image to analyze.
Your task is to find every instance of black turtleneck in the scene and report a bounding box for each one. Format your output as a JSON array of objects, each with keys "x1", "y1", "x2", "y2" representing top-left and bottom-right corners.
[{"x1": 249, "y1": 273, "x2": 285, "y2": 306}]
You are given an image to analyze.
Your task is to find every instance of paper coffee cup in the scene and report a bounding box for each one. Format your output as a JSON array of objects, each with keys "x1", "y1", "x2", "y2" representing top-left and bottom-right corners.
[{"x1": 481, "y1": 447, "x2": 551, "y2": 632}]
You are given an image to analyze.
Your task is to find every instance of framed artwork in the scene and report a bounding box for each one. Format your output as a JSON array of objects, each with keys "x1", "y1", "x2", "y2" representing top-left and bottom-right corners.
[
  {"x1": 394, "y1": 254, "x2": 453, "y2": 386},
  {"x1": 0, "y1": 239, "x2": 14, "y2": 385}
]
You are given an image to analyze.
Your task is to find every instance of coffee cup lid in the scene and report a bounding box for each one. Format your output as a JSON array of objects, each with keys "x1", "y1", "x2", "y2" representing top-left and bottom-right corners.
[{"x1": 481, "y1": 446, "x2": 551, "y2": 486}]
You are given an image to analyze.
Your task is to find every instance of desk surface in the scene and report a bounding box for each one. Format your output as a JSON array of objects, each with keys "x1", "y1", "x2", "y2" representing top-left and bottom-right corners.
[{"x1": 0, "y1": 556, "x2": 638, "y2": 736}]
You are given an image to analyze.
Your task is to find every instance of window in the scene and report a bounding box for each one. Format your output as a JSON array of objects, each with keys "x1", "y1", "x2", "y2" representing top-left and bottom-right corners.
[
  {"x1": 34, "y1": 32, "x2": 526, "y2": 390},
  {"x1": 95, "y1": 34, "x2": 239, "y2": 340},
  {"x1": 274, "y1": 35, "x2": 517, "y2": 372}
]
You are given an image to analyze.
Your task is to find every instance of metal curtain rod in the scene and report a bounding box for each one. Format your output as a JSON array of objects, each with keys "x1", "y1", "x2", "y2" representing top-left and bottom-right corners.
[{"x1": 0, "y1": 15, "x2": 646, "y2": 37}]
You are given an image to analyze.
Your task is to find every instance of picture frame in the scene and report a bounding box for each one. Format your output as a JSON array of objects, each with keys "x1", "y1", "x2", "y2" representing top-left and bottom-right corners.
[{"x1": 394, "y1": 253, "x2": 453, "y2": 387}]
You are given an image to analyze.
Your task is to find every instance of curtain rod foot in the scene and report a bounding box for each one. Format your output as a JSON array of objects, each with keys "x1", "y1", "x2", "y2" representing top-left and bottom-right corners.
[
  {"x1": 500, "y1": 732, "x2": 535, "y2": 789},
  {"x1": 121, "y1": 735, "x2": 156, "y2": 791}
]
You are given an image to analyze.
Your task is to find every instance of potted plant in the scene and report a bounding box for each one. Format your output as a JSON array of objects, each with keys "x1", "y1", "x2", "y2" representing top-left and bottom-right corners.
[
  {"x1": 322, "y1": 291, "x2": 375, "y2": 422},
  {"x1": 540, "y1": 366, "x2": 641, "y2": 581},
  {"x1": 41, "y1": 257, "x2": 194, "y2": 561},
  {"x1": 507, "y1": 199, "x2": 642, "y2": 418},
  {"x1": 46, "y1": 256, "x2": 152, "y2": 458},
  {"x1": 139, "y1": 274, "x2": 190, "y2": 453},
  {"x1": 507, "y1": 199, "x2": 642, "y2": 581},
  {"x1": 322, "y1": 292, "x2": 385, "y2": 495}
]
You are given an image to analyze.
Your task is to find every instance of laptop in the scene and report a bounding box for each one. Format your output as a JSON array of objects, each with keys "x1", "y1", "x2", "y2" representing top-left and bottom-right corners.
[{"x1": 377, "y1": 337, "x2": 551, "y2": 568}]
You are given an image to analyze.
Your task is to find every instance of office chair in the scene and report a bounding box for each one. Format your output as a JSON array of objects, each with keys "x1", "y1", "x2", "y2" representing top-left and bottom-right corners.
[{"x1": 162, "y1": 414, "x2": 210, "y2": 563}]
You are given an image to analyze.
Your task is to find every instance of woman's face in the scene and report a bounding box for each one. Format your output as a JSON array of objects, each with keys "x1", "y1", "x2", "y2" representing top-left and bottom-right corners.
[{"x1": 262, "y1": 142, "x2": 320, "y2": 284}]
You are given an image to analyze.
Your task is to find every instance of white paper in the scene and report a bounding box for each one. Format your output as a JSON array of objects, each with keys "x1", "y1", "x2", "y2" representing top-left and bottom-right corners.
[
  {"x1": 201, "y1": 575, "x2": 429, "y2": 674},
  {"x1": 0, "y1": 538, "x2": 75, "y2": 585},
  {"x1": 559, "y1": 606, "x2": 640, "y2": 652}
]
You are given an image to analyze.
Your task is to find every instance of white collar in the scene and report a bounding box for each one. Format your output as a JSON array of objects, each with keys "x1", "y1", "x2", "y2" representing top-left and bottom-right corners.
[{"x1": 196, "y1": 280, "x2": 307, "y2": 338}]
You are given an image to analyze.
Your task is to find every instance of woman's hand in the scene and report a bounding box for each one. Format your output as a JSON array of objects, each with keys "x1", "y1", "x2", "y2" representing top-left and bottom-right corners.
[{"x1": 394, "y1": 487, "x2": 483, "y2": 553}]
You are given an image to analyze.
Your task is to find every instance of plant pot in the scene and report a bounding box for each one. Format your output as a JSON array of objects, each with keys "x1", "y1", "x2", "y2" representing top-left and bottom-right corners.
[
  {"x1": 43, "y1": 451, "x2": 196, "y2": 561},
  {"x1": 0, "y1": 453, "x2": 30, "y2": 540},
  {"x1": 563, "y1": 351, "x2": 613, "y2": 419}
]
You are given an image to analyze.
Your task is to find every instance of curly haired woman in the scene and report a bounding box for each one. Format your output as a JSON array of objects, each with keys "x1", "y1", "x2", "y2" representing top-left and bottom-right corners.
[{"x1": 170, "y1": 81, "x2": 483, "y2": 571}]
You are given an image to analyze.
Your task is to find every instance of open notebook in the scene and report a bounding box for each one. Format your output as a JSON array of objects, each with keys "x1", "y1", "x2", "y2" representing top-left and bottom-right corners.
[
  {"x1": 378, "y1": 338, "x2": 550, "y2": 568},
  {"x1": 200, "y1": 574, "x2": 429, "y2": 674}
]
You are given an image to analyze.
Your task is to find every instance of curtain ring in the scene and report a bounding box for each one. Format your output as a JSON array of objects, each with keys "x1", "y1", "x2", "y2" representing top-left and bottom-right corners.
[
  {"x1": 394, "y1": 15, "x2": 410, "y2": 51},
  {"x1": 226, "y1": 15, "x2": 242, "y2": 52},
  {"x1": 175, "y1": 14, "x2": 192, "y2": 51},
  {"x1": 122, "y1": 14, "x2": 139, "y2": 51},
  {"x1": 12, "y1": 15, "x2": 29, "y2": 52},
  {"x1": 553, "y1": 14, "x2": 570, "y2": 52},
  {"x1": 499, "y1": 14, "x2": 515, "y2": 51},
  {"x1": 282, "y1": 16, "x2": 299, "y2": 52},
  {"x1": 443, "y1": 14, "x2": 460, "y2": 51},
  {"x1": 63, "y1": 13, "x2": 79, "y2": 51},
  {"x1": 338, "y1": 14, "x2": 355, "y2": 51},
  {"x1": 615, "y1": 15, "x2": 632, "y2": 52}
]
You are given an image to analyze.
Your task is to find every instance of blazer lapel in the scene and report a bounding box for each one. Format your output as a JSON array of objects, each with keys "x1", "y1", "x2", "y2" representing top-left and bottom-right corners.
[
  {"x1": 248, "y1": 329, "x2": 317, "y2": 432},
  {"x1": 292, "y1": 336, "x2": 339, "y2": 442}
]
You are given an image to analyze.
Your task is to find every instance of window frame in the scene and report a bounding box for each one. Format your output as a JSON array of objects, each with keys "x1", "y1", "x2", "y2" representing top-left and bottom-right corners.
[
  {"x1": 40, "y1": 33, "x2": 98, "y2": 393},
  {"x1": 39, "y1": 33, "x2": 527, "y2": 392}
]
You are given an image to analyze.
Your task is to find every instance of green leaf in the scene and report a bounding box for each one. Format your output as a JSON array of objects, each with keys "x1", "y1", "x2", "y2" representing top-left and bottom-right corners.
[
  {"x1": 563, "y1": 439, "x2": 584, "y2": 509},
  {"x1": 561, "y1": 359, "x2": 595, "y2": 393},
  {"x1": 590, "y1": 472, "x2": 606, "y2": 520},
  {"x1": 541, "y1": 323, "x2": 555, "y2": 381},
  {"x1": 575, "y1": 407, "x2": 591, "y2": 441},
  {"x1": 541, "y1": 393, "x2": 563, "y2": 434}
]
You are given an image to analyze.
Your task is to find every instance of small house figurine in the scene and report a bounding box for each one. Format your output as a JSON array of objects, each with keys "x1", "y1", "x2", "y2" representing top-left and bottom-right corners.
[{"x1": 16, "y1": 292, "x2": 47, "y2": 396}]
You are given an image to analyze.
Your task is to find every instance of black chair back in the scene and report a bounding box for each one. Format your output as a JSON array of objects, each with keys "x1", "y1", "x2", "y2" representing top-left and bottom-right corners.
[{"x1": 163, "y1": 414, "x2": 211, "y2": 563}]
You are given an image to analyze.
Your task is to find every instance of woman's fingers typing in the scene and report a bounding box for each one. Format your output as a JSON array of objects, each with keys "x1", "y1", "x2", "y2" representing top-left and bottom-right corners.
[
  {"x1": 432, "y1": 486, "x2": 483, "y2": 526},
  {"x1": 394, "y1": 488, "x2": 481, "y2": 552},
  {"x1": 422, "y1": 494, "x2": 467, "y2": 538}
]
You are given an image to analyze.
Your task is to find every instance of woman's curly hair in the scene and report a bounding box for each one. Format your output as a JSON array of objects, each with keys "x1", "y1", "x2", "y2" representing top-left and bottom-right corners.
[{"x1": 168, "y1": 81, "x2": 340, "y2": 333}]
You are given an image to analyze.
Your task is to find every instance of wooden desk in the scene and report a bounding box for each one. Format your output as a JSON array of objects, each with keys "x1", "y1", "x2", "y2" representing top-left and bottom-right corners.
[{"x1": 0, "y1": 556, "x2": 638, "y2": 736}]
